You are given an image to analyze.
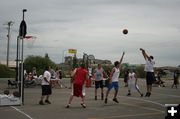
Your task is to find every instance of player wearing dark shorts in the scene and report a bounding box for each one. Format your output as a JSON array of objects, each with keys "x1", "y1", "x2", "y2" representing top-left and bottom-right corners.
[
  {"x1": 94, "y1": 64, "x2": 107, "y2": 100},
  {"x1": 124, "y1": 69, "x2": 129, "y2": 87},
  {"x1": 39, "y1": 66, "x2": 52, "y2": 105},
  {"x1": 41, "y1": 85, "x2": 52, "y2": 96},
  {"x1": 140, "y1": 48, "x2": 155, "y2": 97}
]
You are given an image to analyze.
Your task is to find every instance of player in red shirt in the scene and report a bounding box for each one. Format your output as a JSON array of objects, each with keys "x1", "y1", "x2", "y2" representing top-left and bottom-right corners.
[{"x1": 66, "y1": 63, "x2": 88, "y2": 108}]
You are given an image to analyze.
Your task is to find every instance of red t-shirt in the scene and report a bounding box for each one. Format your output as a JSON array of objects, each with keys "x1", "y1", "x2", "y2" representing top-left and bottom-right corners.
[{"x1": 74, "y1": 67, "x2": 88, "y2": 85}]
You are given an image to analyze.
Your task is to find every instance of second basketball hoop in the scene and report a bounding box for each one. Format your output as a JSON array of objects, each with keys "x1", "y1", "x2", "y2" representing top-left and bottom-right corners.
[{"x1": 24, "y1": 36, "x2": 36, "y2": 48}]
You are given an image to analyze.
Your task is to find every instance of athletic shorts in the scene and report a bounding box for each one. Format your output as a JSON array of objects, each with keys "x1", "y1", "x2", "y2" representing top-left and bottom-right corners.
[
  {"x1": 108, "y1": 82, "x2": 119, "y2": 90},
  {"x1": 146, "y1": 72, "x2": 155, "y2": 85},
  {"x1": 41, "y1": 85, "x2": 52, "y2": 95},
  {"x1": 72, "y1": 84, "x2": 85, "y2": 97},
  {"x1": 124, "y1": 77, "x2": 128, "y2": 83},
  {"x1": 95, "y1": 80, "x2": 103, "y2": 89}
]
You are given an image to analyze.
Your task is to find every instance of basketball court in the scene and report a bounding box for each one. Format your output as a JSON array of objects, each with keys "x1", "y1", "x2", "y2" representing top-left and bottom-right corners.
[{"x1": 0, "y1": 78, "x2": 179, "y2": 119}]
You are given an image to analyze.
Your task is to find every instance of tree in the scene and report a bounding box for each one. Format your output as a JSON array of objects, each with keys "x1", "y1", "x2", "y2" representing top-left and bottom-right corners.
[
  {"x1": 24, "y1": 55, "x2": 57, "y2": 75},
  {"x1": 136, "y1": 66, "x2": 146, "y2": 78},
  {"x1": 0, "y1": 64, "x2": 15, "y2": 78}
]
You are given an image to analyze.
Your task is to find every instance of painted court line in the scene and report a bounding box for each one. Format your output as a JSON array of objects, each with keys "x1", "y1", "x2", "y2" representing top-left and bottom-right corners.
[
  {"x1": 109, "y1": 97, "x2": 164, "y2": 112},
  {"x1": 88, "y1": 97, "x2": 164, "y2": 119},
  {"x1": 11, "y1": 106, "x2": 34, "y2": 119},
  {"x1": 120, "y1": 102, "x2": 164, "y2": 113},
  {"x1": 118, "y1": 96, "x2": 165, "y2": 107},
  {"x1": 88, "y1": 112, "x2": 162, "y2": 119},
  {"x1": 153, "y1": 92, "x2": 180, "y2": 98}
]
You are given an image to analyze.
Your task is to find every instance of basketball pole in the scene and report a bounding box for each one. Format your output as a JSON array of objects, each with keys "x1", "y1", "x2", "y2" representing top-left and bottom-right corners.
[
  {"x1": 18, "y1": 9, "x2": 27, "y2": 105},
  {"x1": 21, "y1": 9, "x2": 27, "y2": 105}
]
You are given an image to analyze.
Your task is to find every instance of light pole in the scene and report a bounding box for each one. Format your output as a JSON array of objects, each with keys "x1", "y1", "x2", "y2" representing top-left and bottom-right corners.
[
  {"x1": 62, "y1": 49, "x2": 67, "y2": 63},
  {"x1": 83, "y1": 53, "x2": 89, "y2": 69}
]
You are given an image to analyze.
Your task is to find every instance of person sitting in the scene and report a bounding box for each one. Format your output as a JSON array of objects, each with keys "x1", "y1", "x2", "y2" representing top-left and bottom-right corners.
[
  {"x1": 8, "y1": 80, "x2": 17, "y2": 88},
  {"x1": 154, "y1": 71, "x2": 165, "y2": 87}
]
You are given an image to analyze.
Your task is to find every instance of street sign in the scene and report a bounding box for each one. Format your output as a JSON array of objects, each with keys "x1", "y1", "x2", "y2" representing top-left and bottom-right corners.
[{"x1": 68, "y1": 49, "x2": 77, "y2": 54}]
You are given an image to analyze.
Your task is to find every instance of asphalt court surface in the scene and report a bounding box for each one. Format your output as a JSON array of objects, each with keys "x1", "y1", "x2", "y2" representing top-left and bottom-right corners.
[{"x1": 0, "y1": 78, "x2": 180, "y2": 119}]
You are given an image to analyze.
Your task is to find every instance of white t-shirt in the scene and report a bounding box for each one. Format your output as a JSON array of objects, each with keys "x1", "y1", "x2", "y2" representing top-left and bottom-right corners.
[
  {"x1": 112, "y1": 67, "x2": 120, "y2": 82},
  {"x1": 88, "y1": 67, "x2": 93, "y2": 76},
  {"x1": 144, "y1": 59, "x2": 155, "y2": 72},
  {"x1": 42, "y1": 70, "x2": 51, "y2": 85},
  {"x1": 128, "y1": 72, "x2": 136, "y2": 81},
  {"x1": 128, "y1": 72, "x2": 137, "y2": 91}
]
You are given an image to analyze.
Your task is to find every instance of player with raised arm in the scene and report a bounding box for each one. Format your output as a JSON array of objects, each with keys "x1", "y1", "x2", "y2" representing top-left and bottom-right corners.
[
  {"x1": 105, "y1": 52, "x2": 125, "y2": 104},
  {"x1": 140, "y1": 48, "x2": 155, "y2": 97}
]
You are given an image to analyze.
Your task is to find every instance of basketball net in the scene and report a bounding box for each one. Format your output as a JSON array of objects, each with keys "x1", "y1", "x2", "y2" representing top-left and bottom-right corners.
[{"x1": 24, "y1": 36, "x2": 36, "y2": 48}]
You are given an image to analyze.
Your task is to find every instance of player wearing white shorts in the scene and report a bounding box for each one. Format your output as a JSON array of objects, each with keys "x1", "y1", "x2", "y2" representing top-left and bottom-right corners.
[{"x1": 127, "y1": 70, "x2": 143, "y2": 97}]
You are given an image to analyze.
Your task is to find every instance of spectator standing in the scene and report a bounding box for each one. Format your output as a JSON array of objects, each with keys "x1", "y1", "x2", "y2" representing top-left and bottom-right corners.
[{"x1": 39, "y1": 66, "x2": 52, "y2": 105}]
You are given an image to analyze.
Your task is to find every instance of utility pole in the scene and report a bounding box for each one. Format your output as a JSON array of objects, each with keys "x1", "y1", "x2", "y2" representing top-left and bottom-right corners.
[{"x1": 4, "y1": 21, "x2": 14, "y2": 67}]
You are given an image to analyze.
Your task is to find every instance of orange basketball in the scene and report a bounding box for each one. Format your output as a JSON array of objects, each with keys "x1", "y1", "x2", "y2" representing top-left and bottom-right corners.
[{"x1": 123, "y1": 29, "x2": 128, "y2": 34}]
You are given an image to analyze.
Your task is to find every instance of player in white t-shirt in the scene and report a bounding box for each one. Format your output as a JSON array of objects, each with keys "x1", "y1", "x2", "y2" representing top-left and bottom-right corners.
[
  {"x1": 140, "y1": 48, "x2": 155, "y2": 97},
  {"x1": 39, "y1": 66, "x2": 52, "y2": 105},
  {"x1": 105, "y1": 52, "x2": 125, "y2": 104}
]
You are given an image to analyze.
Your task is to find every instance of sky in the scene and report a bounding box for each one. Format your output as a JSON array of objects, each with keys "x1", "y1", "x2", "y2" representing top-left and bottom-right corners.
[{"x1": 0, "y1": 0, "x2": 180, "y2": 67}]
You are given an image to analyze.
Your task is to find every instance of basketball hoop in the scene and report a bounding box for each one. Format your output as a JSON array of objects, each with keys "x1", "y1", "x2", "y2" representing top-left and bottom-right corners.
[{"x1": 24, "y1": 35, "x2": 36, "y2": 48}]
